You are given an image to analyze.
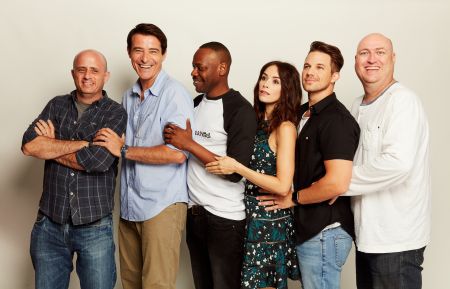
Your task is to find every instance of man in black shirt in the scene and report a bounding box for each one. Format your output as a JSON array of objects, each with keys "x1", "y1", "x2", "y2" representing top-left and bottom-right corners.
[
  {"x1": 259, "y1": 41, "x2": 360, "y2": 289},
  {"x1": 22, "y1": 50, "x2": 127, "y2": 289}
]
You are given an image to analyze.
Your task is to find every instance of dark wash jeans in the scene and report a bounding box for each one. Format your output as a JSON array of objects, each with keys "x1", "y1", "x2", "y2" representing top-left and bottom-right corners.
[
  {"x1": 186, "y1": 205, "x2": 246, "y2": 289},
  {"x1": 30, "y1": 212, "x2": 116, "y2": 289},
  {"x1": 356, "y1": 247, "x2": 426, "y2": 289}
]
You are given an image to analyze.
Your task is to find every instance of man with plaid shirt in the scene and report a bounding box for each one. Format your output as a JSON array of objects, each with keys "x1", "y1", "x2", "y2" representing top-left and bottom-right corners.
[{"x1": 21, "y1": 49, "x2": 127, "y2": 289}]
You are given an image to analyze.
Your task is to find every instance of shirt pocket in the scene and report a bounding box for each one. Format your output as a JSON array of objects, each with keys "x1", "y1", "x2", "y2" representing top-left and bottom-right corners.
[
  {"x1": 76, "y1": 121, "x2": 99, "y2": 141},
  {"x1": 361, "y1": 122, "x2": 382, "y2": 160}
]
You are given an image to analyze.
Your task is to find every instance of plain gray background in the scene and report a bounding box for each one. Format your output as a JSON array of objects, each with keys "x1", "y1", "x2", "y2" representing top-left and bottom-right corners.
[{"x1": 1, "y1": 0, "x2": 448, "y2": 288}]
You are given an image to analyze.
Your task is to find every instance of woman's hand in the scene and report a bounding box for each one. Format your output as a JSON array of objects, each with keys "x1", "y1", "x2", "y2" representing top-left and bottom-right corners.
[
  {"x1": 205, "y1": 156, "x2": 240, "y2": 175},
  {"x1": 257, "y1": 191, "x2": 295, "y2": 211}
]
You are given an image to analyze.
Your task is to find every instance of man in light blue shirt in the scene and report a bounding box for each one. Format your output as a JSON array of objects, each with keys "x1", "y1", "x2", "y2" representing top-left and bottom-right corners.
[{"x1": 94, "y1": 23, "x2": 193, "y2": 289}]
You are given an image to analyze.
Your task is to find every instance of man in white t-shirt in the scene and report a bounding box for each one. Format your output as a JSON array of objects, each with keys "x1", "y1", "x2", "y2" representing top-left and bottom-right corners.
[
  {"x1": 164, "y1": 41, "x2": 256, "y2": 289},
  {"x1": 346, "y1": 33, "x2": 431, "y2": 289}
]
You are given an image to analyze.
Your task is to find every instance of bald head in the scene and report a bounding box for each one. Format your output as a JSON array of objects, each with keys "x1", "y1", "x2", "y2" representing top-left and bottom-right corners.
[
  {"x1": 73, "y1": 49, "x2": 108, "y2": 72},
  {"x1": 355, "y1": 33, "x2": 396, "y2": 100},
  {"x1": 357, "y1": 33, "x2": 394, "y2": 54},
  {"x1": 71, "y1": 49, "x2": 110, "y2": 103}
]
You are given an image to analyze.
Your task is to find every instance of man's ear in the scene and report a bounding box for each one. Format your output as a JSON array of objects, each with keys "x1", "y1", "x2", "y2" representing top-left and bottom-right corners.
[
  {"x1": 331, "y1": 71, "x2": 340, "y2": 84},
  {"x1": 219, "y1": 62, "x2": 227, "y2": 76},
  {"x1": 104, "y1": 71, "x2": 111, "y2": 83}
]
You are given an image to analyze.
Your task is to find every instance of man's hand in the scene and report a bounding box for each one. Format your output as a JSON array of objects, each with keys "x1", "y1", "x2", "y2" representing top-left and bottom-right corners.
[
  {"x1": 34, "y1": 119, "x2": 55, "y2": 139},
  {"x1": 93, "y1": 128, "x2": 124, "y2": 157},
  {"x1": 257, "y1": 191, "x2": 295, "y2": 211},
  {"x1": 163, "y1": 119, "x2": 192, "y2": 150}
]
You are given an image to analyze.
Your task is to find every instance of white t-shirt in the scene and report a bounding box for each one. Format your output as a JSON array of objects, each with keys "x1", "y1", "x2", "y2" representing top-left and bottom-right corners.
[{"x1": 187, "y1": 90, "x2": 256, "y2": 220}]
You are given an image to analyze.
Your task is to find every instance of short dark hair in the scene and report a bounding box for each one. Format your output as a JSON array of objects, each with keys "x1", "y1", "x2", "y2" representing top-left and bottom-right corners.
[
  {"x1": 199, "y1": 41, "x2": 232, "y2": 66},
  {"x1": 254, "y1": 61, "x2": 302, "y2": 133},
  {"x1": 309, "y1": 41, "x2": 344, "y2": 72},
  {"x1": 127, "y1": 23, "x2": 167, "y2": 54}
]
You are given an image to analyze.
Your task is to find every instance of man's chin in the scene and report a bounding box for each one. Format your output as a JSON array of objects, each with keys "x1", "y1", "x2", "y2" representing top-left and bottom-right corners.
[{"x1": 194, "y1": 86, "x2": 204, "y2": 93}]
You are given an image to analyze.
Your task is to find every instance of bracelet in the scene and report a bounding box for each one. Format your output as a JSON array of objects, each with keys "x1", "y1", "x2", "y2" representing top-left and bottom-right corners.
[{"x1": 120, "y1": 144, "x2": 129, "y2": 159}]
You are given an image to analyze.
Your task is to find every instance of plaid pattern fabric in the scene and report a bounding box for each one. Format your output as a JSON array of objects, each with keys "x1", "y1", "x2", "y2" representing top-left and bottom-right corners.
[{"x1": 22, "y1": 91, "x2": 127, "y2": 225}]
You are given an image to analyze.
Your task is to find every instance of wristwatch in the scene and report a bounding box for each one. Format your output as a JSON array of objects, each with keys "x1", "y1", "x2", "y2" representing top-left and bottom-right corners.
[{"x1": 120, "y1": 144, "x2": 129, "y2": 159}]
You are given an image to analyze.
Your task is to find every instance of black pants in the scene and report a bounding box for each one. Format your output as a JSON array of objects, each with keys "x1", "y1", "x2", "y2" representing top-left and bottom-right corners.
[
  {"x1": 356, "y1": 247, "x2": 426, "y2": 289},
  {"x1": 186, "y1": 205, "x2": 246, "y2": 289}
]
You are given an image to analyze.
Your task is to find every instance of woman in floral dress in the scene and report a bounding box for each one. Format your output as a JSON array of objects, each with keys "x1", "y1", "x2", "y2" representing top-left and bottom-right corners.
[{"x1": 206, "y1": 61, "x2": 302, "y2": 289}]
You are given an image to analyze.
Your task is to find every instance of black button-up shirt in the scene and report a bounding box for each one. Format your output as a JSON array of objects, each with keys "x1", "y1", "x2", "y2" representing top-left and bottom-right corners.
[
  {"x1": 22, "y1": 91, "x2": 127, "y2": 225},
  {"x1": 294, "y1": 93, "x2": 360, "y2": 244}
]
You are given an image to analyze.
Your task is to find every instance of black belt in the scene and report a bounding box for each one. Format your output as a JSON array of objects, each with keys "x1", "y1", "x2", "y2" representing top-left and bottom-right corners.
[{"x1": 189, "y1": 205, "x2": 206, "y2": 216}]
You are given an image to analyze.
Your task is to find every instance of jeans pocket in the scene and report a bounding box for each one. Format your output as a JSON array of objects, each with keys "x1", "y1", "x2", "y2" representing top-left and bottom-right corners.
[
  {"x1": 334, "y1": 234, "x2": 352, "y2": 268},
  {"x1": 35, "y1": 211, "x2": 47, "y2": 224},
  {"x1": 89, "y1": 215, "x2": 113, "y2": 228},
  {"x1": 414, "y1": 247, "x2": 425, "y2": 266}
]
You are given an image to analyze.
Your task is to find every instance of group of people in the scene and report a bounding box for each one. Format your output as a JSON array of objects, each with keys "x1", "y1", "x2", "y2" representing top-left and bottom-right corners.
[{"x1": 22, "y1": 22, "x2": 431, "y2": 289}]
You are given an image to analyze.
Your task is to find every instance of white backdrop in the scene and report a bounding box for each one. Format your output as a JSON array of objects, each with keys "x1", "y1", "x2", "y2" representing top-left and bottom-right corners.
[{"x1": 1, "y1": 0, "x2": 449, "y2": 288}]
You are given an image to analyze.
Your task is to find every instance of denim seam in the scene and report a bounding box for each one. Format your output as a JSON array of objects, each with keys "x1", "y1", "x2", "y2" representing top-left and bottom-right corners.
[{"x1": 321, "y1": 231, "x2": 327, "y2": 289}]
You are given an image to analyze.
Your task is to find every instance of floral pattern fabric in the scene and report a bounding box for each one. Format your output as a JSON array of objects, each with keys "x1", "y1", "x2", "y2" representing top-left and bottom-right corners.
[{"x1": 241, "y1": 125, "x2": 300, "y2": 289}]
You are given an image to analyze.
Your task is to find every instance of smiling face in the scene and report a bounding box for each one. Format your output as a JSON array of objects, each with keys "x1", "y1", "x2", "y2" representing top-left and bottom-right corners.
[
  {"x1": 71, "y1": 50, "x2": 109, "y2": 103},
  {"x1": 355, "y1": 33, "x2": 395, "y2": 89},
  {"x1": 128, "y1": 33, "x2": 166, "y2": 91},
  {"x1": 258, "y1": 65, "x2": 282, "y2": 107},
  {"x1": 191, "y1": 48, "x2": 225, "y2": 96},
  {"x1": 302, "y1": 51, "x2": 338, "y2": 98}
]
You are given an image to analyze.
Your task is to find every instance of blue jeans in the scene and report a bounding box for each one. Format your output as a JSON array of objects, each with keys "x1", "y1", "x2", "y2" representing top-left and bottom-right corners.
[
  {"x1": 296, "y1": 226, "x2": 353, "y2": 289},
  {"x1": 186, "y1": 205, "x2": 245, "y2": 289},
  {"x1": 30, "y1": 212, "x2": 116, "y2": 289},
  {"x1": 356, "y1": 247, "x2": 425, "y2": 289}
]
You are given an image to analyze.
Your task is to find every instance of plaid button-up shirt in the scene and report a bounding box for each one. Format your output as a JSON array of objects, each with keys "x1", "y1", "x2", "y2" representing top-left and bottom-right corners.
[{"x1": 22, "y1": 91, "x2": 127, "y2": 225}]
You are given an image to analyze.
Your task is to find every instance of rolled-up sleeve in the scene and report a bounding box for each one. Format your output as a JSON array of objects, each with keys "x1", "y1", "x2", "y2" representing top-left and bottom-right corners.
[
  {"x1": 77, "y1": 106, "x2": 127, "y2": 172},
  {"x1": 161, "y1": 87, "x2": 194, "y2": 157},
  {"x1": 22, "y1": 99, "x2": 55, "y2": 147}
]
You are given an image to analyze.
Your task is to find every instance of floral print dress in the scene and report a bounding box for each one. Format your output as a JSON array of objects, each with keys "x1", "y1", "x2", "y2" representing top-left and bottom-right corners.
[{"x1": 241, "y1": 124, "x2": 300, "y2": 289}]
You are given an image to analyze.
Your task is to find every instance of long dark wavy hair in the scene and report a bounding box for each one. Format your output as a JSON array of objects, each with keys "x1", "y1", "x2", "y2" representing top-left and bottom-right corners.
[{"x1": 253, "y1": 61, "x2": 302, "y2": 134}]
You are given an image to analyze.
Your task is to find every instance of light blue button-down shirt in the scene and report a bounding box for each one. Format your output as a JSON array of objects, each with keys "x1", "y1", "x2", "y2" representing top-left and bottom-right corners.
[{"x1": 120, "y1": 70, "x2": 194, "y2": 221}]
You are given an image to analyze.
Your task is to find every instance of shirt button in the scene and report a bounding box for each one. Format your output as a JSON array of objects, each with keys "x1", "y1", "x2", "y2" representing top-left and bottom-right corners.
[
  {"x1": 73, "y1": 121, "x2": 77, "y2": 124},
  {"x1": 69, "y1": 192, "x2": 74, "y2": 196},
  {"x1": 70, "y1": 172, "x2": 75, "y2": 177}
]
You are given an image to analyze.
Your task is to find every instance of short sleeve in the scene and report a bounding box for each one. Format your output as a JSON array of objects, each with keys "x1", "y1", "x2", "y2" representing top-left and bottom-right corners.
[{"x1": 319, "y1": 113, "x2": 360, "y2": 161}]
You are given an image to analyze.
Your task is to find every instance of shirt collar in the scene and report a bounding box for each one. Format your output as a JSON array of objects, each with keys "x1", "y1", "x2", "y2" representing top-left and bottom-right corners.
[
  {"x1": 131, "y1": 70, "x2": 168, "y2": 99},
  {"x1": 301, "y1": 92, "x2": 337, "y2": 115},
  {"x1": 70, "y1": 90, "x2": 108, "y2": 107}
]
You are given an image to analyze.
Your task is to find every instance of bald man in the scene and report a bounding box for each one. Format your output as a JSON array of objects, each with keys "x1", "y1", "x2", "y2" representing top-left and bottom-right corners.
[
  {"x1": 22, "y1": 50, "x2": 127, "y2": 289},
  {"x1": 344, "y1": 33, "x2": 431, "y2": 289}
]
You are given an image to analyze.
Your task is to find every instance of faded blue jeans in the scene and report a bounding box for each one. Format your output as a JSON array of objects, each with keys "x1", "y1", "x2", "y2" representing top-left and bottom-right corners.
[
  {"x1": 30, "y1": 212, "x2": 116, "y2": 289},
  {"x1": 296, "y1": 226, "x2": 353, "y2": 289}
]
